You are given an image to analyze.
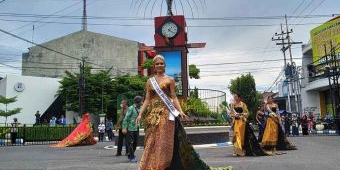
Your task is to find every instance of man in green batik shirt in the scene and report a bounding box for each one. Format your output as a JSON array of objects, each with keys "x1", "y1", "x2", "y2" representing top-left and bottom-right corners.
[{"x1": 122, "y1": 96, "x2": 143, "y2": 163}]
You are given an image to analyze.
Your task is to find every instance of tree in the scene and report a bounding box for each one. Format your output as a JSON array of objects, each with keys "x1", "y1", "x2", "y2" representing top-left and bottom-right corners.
[
  {"x1": 189, "y1": 64, "x2": 200, "y2": 79},
  {"x1": 57, "y1": 67, "x2": 115, "y2": 115},
  {"x1": 141, "y1": 58, "x2": 153, "y2": 70},
  {"x1": 57, "y1": 67, "x2": 148, "y2": 119},
  {"x1": 0, "y1": 95, "x2": 22, "y2": 125},
  {"x1": 228, "y1": 73, "x2": 261, "y2": 120}
]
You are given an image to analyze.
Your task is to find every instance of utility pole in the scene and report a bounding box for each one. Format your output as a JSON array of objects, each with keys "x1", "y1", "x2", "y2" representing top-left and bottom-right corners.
[
  {"x1": 79, "y1": 57, "x2": 86, "y2": 115},
  {"x1": 82, "y1": 0, "x2": 87, "y2": 31},
  {"x1": 324, "y1": 42, "x2": 340, "y2": 134},
  {"x1": 272, "y1": 15, "x2": 302, "y2": 114},
  {"x1": 272, "y1": 24, "x2": 291, "y2": 112}
]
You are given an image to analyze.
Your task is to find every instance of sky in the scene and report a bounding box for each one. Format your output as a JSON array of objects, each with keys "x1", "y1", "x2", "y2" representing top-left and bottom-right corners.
[{"x1": 0, "y1": 0, "x2": 339, "y2": 100}]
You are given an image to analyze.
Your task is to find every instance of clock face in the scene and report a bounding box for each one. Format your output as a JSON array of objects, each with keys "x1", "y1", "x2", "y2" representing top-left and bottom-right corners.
[
  {"x1": 161, "y1": 22, "x2": 178, "y2": 38},
  {"x1": 14, "y1": 82, "x2": 25, "y2": 92}
]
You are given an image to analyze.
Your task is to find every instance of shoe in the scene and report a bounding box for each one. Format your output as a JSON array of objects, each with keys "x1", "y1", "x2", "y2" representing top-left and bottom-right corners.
[
  {"x1": 115, "y1": 153, "x2": 122, "y2": 156},
  {"x1": 130, "y1": 157, "x2": 138, "y2": 163}
]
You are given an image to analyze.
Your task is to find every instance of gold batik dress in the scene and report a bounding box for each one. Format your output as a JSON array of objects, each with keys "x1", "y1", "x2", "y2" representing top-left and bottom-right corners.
[
  {"x1": 139, "y1": 82, "x2": 232, "y2": 170},
  {"x1": 261, "y1": 107, "x2": 279, "y2": 150},
  {"x1": 231, "y1": 102, "x2": 248, "y2": 156},
  {"x1": 138, "y1": 82, "x2": 176, "y2": 170}
]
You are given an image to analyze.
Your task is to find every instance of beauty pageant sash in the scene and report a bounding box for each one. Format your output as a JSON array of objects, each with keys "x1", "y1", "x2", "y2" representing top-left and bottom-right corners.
[{"x1": 149, "y1": 77, "x2": 179, "y2": 121}]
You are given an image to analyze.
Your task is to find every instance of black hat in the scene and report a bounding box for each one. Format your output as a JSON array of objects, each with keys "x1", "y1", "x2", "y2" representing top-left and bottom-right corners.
[{"x1": 133, "y1": 96, "x2": 143, "y2": 103}]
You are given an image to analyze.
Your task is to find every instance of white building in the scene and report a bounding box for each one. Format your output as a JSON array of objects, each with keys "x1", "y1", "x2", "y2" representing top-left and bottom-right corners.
[
  {"x1": 0, "y1": 75, "x2": 61, "y2": 124},
  {"x1": 300, "y1": 16, "x2": 340, "y2": 119}
]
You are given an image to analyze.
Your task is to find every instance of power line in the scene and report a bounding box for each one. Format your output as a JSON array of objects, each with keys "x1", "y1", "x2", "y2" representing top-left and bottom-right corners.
[
  {"x1": 8, "y1": 1, "x2": 83, "y2": 33},
  {"x1": 0, "y1": 18, "x2": 328, "y2": 27},
  {"x1": 195, "y1": 57, "x2": 303, "y2": 67},
  {"x1": 0, "y1": 13, "x2": 334, "y2": 20},
  {"x1": 0, "y1": 27, "x2": 107, "y2": 69},
  {"x1": 199, "y1": 67, "x2": 282, "y2": 77}
]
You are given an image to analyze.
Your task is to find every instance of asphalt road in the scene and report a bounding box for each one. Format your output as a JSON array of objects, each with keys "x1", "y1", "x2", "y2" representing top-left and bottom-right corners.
[{"x1": 0, "y1": 136, "x2": 339, "y2": 170}]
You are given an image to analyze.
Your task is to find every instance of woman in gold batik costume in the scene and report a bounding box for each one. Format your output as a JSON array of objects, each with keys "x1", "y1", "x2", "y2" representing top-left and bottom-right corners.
[
  {"x1": 230, "y1": 94, "x2": 268, "y2": 157},
  {"x1": 136, "y1": 54, "x2": 232, "y2": 170},
  {"x1": 261, "y1": 96, "x2": 296, "y2": 155}
]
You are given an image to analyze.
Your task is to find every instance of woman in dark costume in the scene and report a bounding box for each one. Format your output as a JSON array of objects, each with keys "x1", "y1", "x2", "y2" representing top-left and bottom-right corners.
[
  {"x1": 256, "y1": 104, "x2": 266, "y2": 142},
  {"x1": 230, "y1": 94, "x2": 268, "y2": 157},
  {"x1": 261, "y1": 96, "x2": 296, "y2": 154}
]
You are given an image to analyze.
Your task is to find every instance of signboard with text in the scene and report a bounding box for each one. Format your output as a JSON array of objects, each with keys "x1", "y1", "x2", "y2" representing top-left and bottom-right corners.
[{"x1": 310, "y1": 16, "x2": 340, "y2": 65}]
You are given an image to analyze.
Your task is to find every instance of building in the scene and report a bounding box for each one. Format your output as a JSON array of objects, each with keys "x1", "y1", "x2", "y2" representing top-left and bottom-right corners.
[
  {"x1": 301, "y1": 16, "x2": 340, "y2": 119},
  {"x1": 0, "y1": 31, "x2": 147, "y2": 124},
  {"x1": 22, "y1": 30, "x2": 140, "y2": 78},
  {"x1": 0, "y1": 75, "x2": 60, "y2": 124}
]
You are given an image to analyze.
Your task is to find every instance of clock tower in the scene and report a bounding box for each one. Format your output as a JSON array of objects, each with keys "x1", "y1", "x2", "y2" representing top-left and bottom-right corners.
[
  {"x1": 154, "y1": 15, "x2": 187, "y2": 47},
  {"x1": 138, "y1": 15, "x2": 205, "y2": 99}
]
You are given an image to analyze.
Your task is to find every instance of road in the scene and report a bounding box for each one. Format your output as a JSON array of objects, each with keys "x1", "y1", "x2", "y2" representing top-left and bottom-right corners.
[{"x1": 0, "y1": 136, "x2": 339, "y2": 170}]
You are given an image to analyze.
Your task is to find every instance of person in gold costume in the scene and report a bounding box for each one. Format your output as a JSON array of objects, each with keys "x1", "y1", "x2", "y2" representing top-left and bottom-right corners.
[
  {"x1": 230, "y1": 94, "x2": 267, "y2": 157},
  {"x1": 261, "y1": 96, "x2": 296, "y2": 155},
  {"x1": 136, "y1": 54, "x2": 232, "y2": 170}
]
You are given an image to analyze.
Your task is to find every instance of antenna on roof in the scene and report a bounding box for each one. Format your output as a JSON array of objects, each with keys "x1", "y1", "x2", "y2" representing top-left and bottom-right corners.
[{"x1": 82, "y1": 0, "x2": 87, "y2": 31}]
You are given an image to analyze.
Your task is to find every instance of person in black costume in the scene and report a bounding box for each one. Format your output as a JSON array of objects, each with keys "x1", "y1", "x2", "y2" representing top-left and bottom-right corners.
[{"x1": 230, "y1": 94, "x2": 268, "y2": 157}]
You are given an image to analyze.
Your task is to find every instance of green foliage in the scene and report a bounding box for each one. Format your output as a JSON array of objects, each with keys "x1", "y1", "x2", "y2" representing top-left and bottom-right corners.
[
  {"x1": 218, "y1": 101, "x2": 232, "y2": 123},
  {"x1": 0, "y1": 95, "x2": 22, "y2": 125},
  {"x1": 228, "y1": 73, "x2": 261, "y2": 120},
  {"x1": 189, "y1": 87, "x2": 199, "y2": 99},
  {"x1": 0, "y1": 125, "x2": 76, "y2": 141},
  {"x1": 181, "y1": 96, "x2": 212, "y2": 117},
  {"x1": 141, "y1": 58, "x2": 153, "y2": 69},
  {"x1": 189, "y1": 64, "x2": 200, "y2": 79},
  {"x1": 57, "y1": 68, "x2": 147, "y2": 118},
  {"x1": 57, "y1": 67, "x2": 115, "y2": 115}
]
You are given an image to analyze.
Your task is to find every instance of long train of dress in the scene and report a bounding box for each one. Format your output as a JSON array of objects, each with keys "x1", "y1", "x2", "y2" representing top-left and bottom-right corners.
[{"x1": 49, "y1": 113, "x2": 96, "y2": 147}]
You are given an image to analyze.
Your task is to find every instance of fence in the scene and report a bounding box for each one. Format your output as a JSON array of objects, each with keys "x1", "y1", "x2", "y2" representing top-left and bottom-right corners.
[
  {"x1": 0, "y1": 124, "x2": 77, "y2": 146},
  {"x1": 117, "y1": 89, "x2": 226, "y2": 113}
]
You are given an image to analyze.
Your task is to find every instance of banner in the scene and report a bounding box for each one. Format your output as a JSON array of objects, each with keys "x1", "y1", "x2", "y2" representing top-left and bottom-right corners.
[{"x1": 310, "y1": 17, "x2": 340, "y2": 64}]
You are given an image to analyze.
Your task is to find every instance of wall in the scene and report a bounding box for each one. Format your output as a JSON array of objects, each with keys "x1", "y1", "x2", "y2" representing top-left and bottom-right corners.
[
  {"x1": 0, "y1": 75, "x2": 60, "y2": 124},
  {"x1": 22, "y1": 31, "x2": 139, "y2": 78},
  {"x1": 301, "y1": 88, "x2": 321, "y2": 117}
]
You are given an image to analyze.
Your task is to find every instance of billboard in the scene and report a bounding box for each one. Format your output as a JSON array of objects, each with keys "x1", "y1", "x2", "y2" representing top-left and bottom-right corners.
[
  {"x1": 310, "y1": 16, "x2": 340, "y2": 65},
  {"x1": 158, "y1": 51, "x2": 183, "y2": 95}
]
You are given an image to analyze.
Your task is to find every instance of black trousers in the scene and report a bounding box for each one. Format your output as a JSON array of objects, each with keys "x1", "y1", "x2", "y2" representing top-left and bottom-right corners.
[
  {"x1": 117, "y1": 129, "x2": 128, "y2": 154},
  {"x1": 11, "y1": 132, "x2": 17, "y2": 144},
  {"x1": 98, "y1": 132, "x2": 105, "y2": 141},
  {"x1": 106, "y1": 130, "x2": 113, "y2": 141},
  {"x1": 127, "y1": 130, "x2": 139, "y2": 159}
]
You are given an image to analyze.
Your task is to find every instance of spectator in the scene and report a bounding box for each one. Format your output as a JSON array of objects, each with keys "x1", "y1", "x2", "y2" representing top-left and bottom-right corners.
[
  {"x1": 50, "y1": 117, "x2": 57, "y2": 126},
  {"x1": 325, "y1": 112, "x2": 332, "y2": 124},
  {"x1": 284, "y1": 114, "x2": 292, "y2": 137},
  {"x1": 11, "y1": 118, "x2": 20, "y2": 144},
  {"x1": 122, "y1": 96, "x2": 143, "y2": 163},
  {"x1": 98, "y1": 122, "x2": 105, "y2": 142},
  {"x1": 35, "y1": 110, "x2": 41, "y2": 125},
  {"x1": 59, "y1": 115, "x2": 67, "y2": 125},
  {"x1": 291, "y1": 114, "x2": 299, "y2": 136},
  {"x1": 301, "y1": 114, "x2": 309, "y2": 136},
  {"x1": 115, "y1": 100, "x2": 129, "y2": 156},
  {"x1": 106, "y1": 119, "x2": 114, "y2": 141},
  {"x1": 308, "y1": 113, "x2": 315, "y2": 133}
]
